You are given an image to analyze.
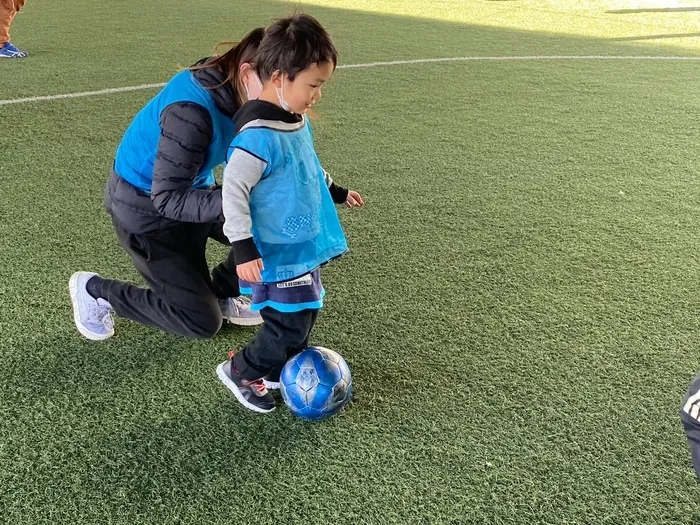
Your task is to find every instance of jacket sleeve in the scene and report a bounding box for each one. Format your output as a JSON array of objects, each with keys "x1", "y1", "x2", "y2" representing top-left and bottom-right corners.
[{"x1": 150, "y1": 102, "x2": 223, "y2": 223}]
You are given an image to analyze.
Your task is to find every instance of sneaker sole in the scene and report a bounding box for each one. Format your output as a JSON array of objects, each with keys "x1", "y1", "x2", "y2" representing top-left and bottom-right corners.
[
  {"x1": 223, "y1": 316, "x2": 264, "y2": 327},
  {"x1": 69, "y1": 272, "x2": 114, "y2": 341},
  {"x1": 216, "y1": 362, "x2": 275, "y2": 414}
]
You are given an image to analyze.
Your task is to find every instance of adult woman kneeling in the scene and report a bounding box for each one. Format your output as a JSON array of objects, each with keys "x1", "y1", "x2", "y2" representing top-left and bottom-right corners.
[{"x1": 69, "y1": 28, "x2": 266, "y2": 340}]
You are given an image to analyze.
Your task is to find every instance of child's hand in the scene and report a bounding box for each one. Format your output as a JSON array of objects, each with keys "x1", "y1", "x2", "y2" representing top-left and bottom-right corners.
[
  {"x1": 237, "y1": 259, "x2": 264, "y2": 283},
  {"x1": 346, "y1": 190, "x2": 365, "y2": 208}
]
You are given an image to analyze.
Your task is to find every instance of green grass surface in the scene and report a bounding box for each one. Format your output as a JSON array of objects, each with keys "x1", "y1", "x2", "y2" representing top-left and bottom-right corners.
[{"x1": 2, "y1": 1, "x2": 700, "y2": 523}]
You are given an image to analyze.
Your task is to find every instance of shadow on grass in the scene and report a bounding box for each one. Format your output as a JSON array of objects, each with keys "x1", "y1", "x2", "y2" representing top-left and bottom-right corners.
[
  {"x1": 608, "y1": 7, "x2": 700, "y2": 14},
  {"x1": 611, "y1": 32, "x2": 700, "y2": 42}
]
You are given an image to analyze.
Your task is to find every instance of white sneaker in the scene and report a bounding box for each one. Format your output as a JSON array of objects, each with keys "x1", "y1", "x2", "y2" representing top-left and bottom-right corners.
[
  {"x1": 69, "y1": 272, "x2": 114, "y2": 341},
  {"x1": 219, "y1": 296, "x2": 263, "y2": 326}
]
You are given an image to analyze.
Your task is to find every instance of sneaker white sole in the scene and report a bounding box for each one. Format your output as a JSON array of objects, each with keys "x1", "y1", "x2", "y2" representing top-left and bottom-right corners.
[
  {"x1": 69, "y1": 272, "x2": 113, "y2": 341},
  {"x1": 216, "y1": 362, "x2": 275, "y2": 414},
  {"x1": 263, "y1": 379, "x2": 281, "y2": 390},
  {"x1": 223, "y1": 316, "x2": 264, "y2": 327}
]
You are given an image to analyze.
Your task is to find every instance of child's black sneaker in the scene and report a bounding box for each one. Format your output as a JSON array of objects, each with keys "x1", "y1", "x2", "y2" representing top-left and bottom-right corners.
[{"x1": 216, "y1": 352, "x2": 276, "y2": 413}]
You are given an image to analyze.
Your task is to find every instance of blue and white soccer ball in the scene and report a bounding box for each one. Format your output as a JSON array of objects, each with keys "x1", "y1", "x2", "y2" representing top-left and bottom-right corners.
[{"x1": 280, "y1": 346, "x2": 352, "y2": 420}]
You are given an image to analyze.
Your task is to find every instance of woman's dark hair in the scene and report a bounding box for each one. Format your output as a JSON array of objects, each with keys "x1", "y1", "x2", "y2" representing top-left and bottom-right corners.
[
  {"x1": 255, "y1": 14, "x2": 337, "y2": 81},
  {"x1": 190, "y1": 27, "x2": 265, "y2": 105}
]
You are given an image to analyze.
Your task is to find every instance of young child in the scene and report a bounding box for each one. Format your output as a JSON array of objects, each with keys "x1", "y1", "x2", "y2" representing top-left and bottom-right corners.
[{"x1": 216, "y1": 14, "x2": 364, "y2": 413}]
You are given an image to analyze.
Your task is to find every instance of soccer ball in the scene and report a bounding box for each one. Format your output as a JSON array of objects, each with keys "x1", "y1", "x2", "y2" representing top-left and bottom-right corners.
[{"x1": 280, "y1": 346, "x2": 352, "y2": 420}]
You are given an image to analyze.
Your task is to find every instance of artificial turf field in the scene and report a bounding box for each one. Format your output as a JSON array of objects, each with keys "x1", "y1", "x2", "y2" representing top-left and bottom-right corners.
[{"x1": 2, "y1": 1, "x2": 700, "y2": 523}]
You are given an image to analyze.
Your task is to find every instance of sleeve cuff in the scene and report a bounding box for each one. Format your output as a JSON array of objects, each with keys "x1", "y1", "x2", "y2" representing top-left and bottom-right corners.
[
  {"x1": 231, "y1": 237, "x2": 262, "y2": 265},
  {"x1": 329, "y1": 183, "x2": 349, "y2": 205}
]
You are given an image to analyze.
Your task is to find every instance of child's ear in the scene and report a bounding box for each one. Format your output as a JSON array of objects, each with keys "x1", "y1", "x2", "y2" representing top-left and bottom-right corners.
[{"x1": 271, "y1": 70, "x2": 283, "y2": 88}]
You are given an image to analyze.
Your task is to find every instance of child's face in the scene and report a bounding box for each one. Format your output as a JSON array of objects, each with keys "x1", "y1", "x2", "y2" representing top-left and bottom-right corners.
[{"x1": 279, "y1": 61, "x2": 334, "y2": 114}]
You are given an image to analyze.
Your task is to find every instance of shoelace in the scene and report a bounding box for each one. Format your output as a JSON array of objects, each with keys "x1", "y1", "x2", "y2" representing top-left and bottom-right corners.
[
  {"x1": 87, "y1": 303, "x2": 113, "y2": 330},
  {"x1": 233, "y1": 295, "x2": 252, "y2": 307},
  {"x1": 245, "y1": 379, "x2": 268, "y2": 395},
  {"x1": 224, "y1": 296, "x2": 253, "y2": 317}
]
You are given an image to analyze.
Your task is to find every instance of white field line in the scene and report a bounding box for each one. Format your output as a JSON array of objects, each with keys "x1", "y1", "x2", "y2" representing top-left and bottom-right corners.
[{"x1": 1, "y1": 55, "x2": 699, "y2": 106}]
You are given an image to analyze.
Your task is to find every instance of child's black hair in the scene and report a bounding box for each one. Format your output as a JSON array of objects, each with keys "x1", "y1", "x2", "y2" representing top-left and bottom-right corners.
[{"x1": 255, "y1": 14, "x2": 338, "y2": 81}]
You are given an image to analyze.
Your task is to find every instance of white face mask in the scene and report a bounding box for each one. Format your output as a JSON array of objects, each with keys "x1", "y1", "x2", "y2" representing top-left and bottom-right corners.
[
  {"x1": 243, "y1": 71, "x2": 263, "y2": 101},
  {"x1": 275, "y1": 74, "x2": 292, "y2": 112}
]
